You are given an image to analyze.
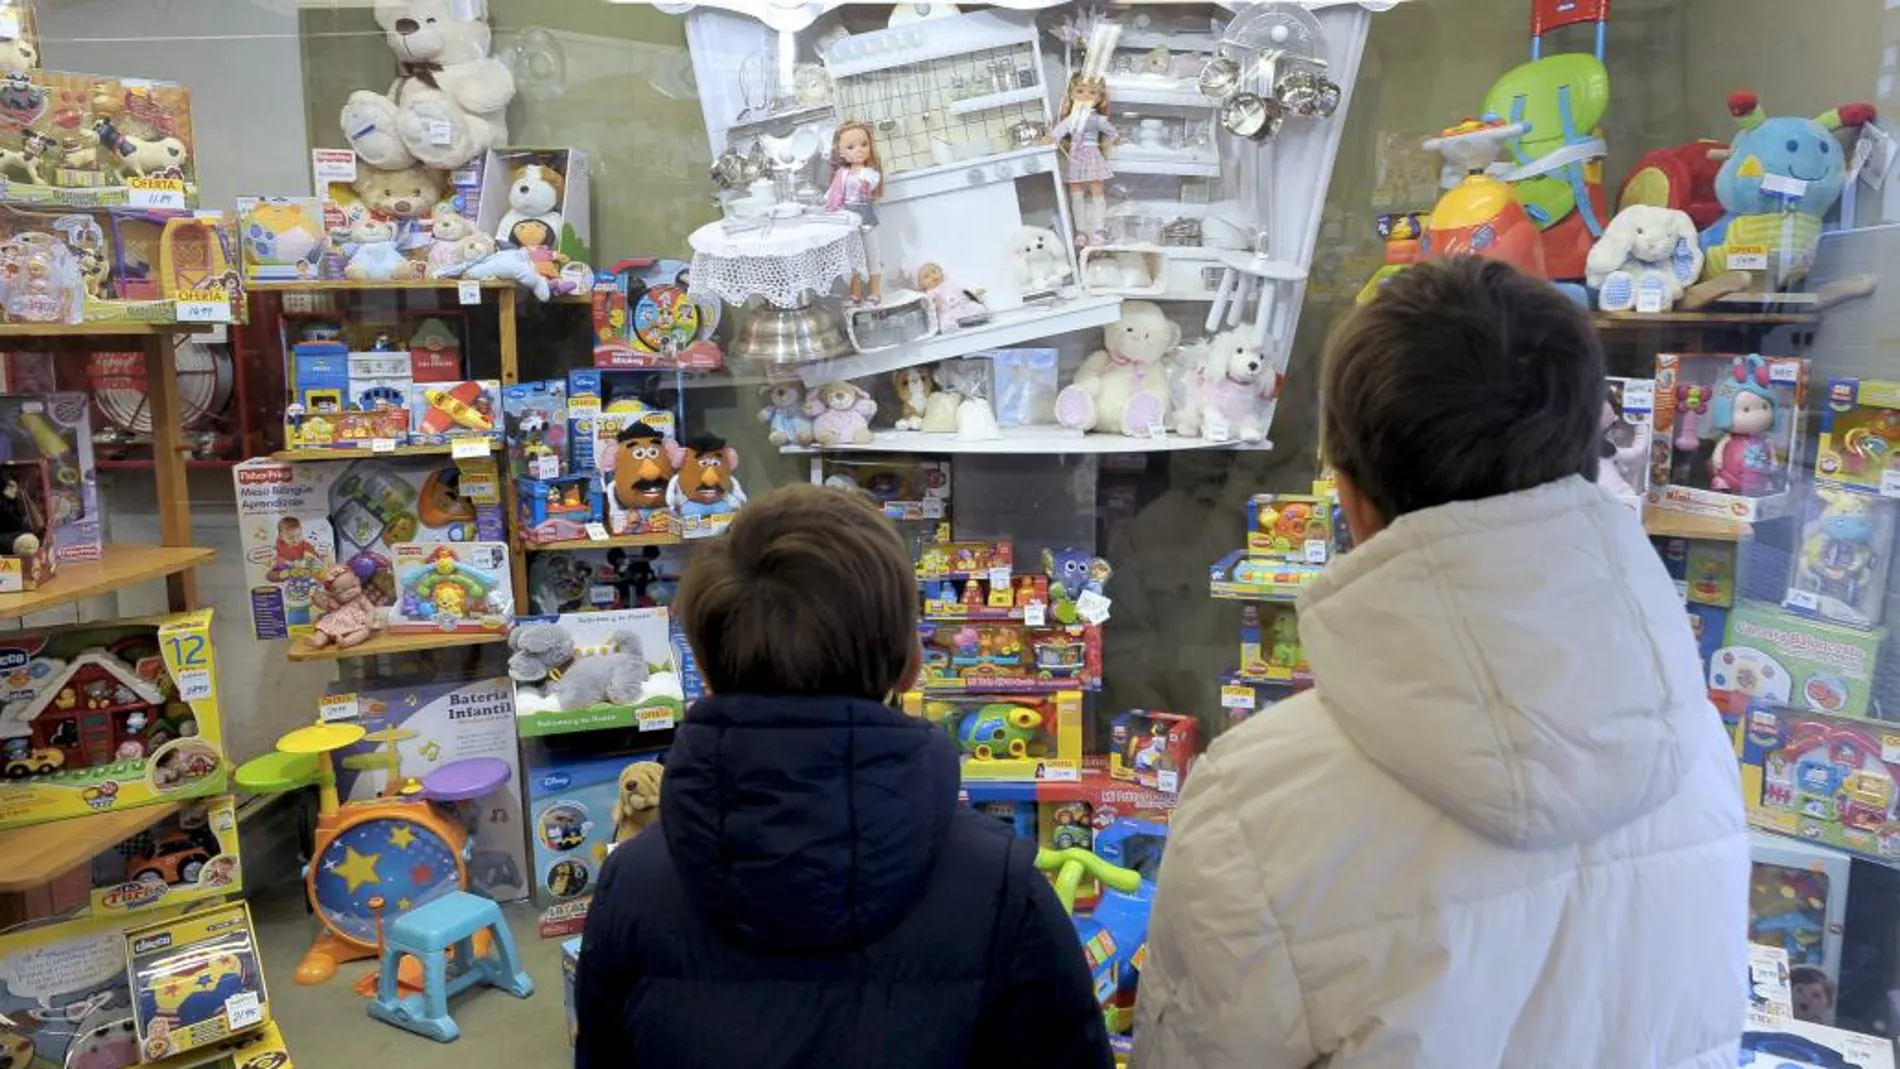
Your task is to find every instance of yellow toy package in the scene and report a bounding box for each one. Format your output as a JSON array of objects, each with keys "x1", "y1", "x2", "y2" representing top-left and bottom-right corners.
[
  {"x1": 126, "y1": 901, "x2": 270, "y2": 1061},
  {"x1": 0, "y1": 609, "x2": 226, "y2": 830},
  {"x1": 0, "y1": 911, "x2": 156, "y2": 1069},
  {"x1": 90, "y1": 794, "x2": 243, "y2": 917},
  {"x1": 905, "y1": 690, "x2": 1082, "y2": 781}
]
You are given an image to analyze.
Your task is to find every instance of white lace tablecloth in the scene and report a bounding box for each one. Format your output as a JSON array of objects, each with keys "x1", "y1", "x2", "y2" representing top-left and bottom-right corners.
[{"x1": 688, "y1": 215, "x2": 867, "y2": 310}]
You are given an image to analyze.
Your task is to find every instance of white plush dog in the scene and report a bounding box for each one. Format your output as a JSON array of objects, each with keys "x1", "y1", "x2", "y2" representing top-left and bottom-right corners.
[
  {"x1": 1010, "y1": 225, "x2": 1070, "y2": 292},
  {"x1": 1585, "y1": 205, "x2": 1703, "y2": 312},
  {"x1": 1175, "y1": 330, "x2": 1279, "y2": 443},
  {"x1": 339, "y1": 0, "x2": 516, "y2": 171}
]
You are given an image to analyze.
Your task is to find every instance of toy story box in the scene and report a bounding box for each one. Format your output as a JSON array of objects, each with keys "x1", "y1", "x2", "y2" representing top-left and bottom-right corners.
[
  {"x1": 326, "y1": 675, "x2": 529, "y2": 903},
  {"x1": 1711, "y1": 600, "x2": 1884, "y2": 722},
  {"x1": 0, "y1": 610, "x2": 226, "y2": 830}
]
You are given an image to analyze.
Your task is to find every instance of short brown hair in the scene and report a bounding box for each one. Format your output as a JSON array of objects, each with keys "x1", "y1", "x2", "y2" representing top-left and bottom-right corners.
[
  {"x1": 1322, "y1": 257, "x2": 1604, "y2": 521},
  {"x1": 677, "y1": 484, "x2": 916, "y2": 701}
]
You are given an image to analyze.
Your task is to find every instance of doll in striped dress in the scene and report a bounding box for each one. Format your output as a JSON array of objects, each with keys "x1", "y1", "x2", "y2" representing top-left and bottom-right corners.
[{"x1": 1049, "y1": 74, "x2": 1119, "y2": 247}]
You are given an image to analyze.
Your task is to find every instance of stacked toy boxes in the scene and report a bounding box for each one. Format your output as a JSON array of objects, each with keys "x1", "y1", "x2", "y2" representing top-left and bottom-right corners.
[{"x1": 280, "y1": 316, "x2": 502, "y2": 453}]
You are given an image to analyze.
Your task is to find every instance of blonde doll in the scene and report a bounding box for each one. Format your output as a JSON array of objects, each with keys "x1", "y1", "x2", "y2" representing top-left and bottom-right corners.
[
  {"x1": 1049, "y1": 74, "x2": 1119, "y2": 246},
  {"x1": 825, "y1": 120, "x2": 884, "y2": 305}
]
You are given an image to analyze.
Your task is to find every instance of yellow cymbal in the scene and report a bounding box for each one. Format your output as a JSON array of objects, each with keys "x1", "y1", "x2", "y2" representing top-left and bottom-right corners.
[{"x1": 277, "y1": 722, "x2": 368, "y2": 755}]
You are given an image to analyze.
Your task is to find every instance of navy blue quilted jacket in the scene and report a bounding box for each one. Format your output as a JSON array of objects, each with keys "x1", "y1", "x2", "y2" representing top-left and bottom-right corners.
[{"x1": 574, "y1": 693, "x2": 1111, "y2": 1069}]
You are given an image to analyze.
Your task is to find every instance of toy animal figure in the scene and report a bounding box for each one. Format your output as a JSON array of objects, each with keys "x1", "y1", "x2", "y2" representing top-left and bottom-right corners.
[
  {"x1": 1702, "y1": 91, "x2": 1875, "y2": 288},
  {"x1": 666, "y1": 434, "x2": 747, "y2": 518},
  {"x1": 0, "y1": 128, "x2": 52, "y2": 185},
  {"x1": 1586, "y1": 205, "x2": 1703, "y2": 312},
  {"x1": 598, "y1": 420, "x2": 675, "y2": 512},
  {"x1": 892, "y1": 367, "x2": 931, "y2": 431},
  {"x1": 1709, "y1": 355, "x2": 1782, "y2": 496},
  {"x1": 1803, "y1": 489, "x2": 1880, "y2": 610},
  {"x1": 611, "y1": 761, "x2": 664, "y2": 842},
  {"x1": 1008, "y1": 225, "x2": 1071, "y2": 292},
  {"x1": 338, "y1": 0, "x2": 515, "y2": 172},
  {"x1": 1043, "y1": 547, "x2": 1110, "y2": 625},
  {"x1": 342, "y1": 216, "x2": 413, "y2": 281},
  {"x1": 1055, "y1": 300, "x2": 1176, "y2": 436},
  {"x1": 1268, "y1": 612, "x2": 1303, "y2": 669},
  {"x1": 496, "y1": 162, "x2": 565, "y2": 248},
  {"x1": 1175, "y1": 329, "x2": 1280, "y2": 443},
  {"x1": 437, "y1": 241, "x2": 549, "y2": 301},
  {"x1": 805, "y1": 381, "x2": 876, "y2": 445},
  {"x1": 757, "y1": 381, "x2": 812, "y2": 445},
  {"x1": 305, "y1": 564, "x2": 384, "y2": 649},
  {"x1": 92, "y1": 118, "x2": 186, "y2": 178}
]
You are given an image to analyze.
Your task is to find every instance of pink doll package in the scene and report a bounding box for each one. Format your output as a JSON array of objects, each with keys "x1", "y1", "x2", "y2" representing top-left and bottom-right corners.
[{"x1": 1651, "y1": 353, "x2": 1809, "y2": 522}]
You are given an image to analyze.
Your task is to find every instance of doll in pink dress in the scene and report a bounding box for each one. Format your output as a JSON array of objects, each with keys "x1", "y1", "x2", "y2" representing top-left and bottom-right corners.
[
  {"x1": 1708, "y1": 354, "x2": 1781, "y2": 496},
  {"x1": 825, "y1": 121, "x2": 884, "y2": 305},
  {"x1": 1049, "y1": 74, "x2": 1119, "y2": 247}
]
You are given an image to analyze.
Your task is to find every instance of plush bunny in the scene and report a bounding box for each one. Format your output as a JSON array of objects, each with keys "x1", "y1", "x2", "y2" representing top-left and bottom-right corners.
[{"x1": 1586, "y1": 205, "x2": 1704, "y2": 312}]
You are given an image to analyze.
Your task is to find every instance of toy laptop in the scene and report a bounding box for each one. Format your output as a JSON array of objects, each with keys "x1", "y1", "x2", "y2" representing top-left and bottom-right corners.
[{"x1": 126, "y1": 901, "x2": 270, "y2": 1060}]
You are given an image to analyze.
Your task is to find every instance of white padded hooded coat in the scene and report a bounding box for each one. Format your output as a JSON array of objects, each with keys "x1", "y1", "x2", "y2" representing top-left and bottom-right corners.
[{"x1": 1134, "y1": 476, "x2": 1749, "y2": 1069}]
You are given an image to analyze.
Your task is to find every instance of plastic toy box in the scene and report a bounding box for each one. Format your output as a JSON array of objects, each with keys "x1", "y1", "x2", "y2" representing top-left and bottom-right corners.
[
  {"x1": 567, "y1": 368, "x2": 677, "y2": 476},
  {"x1": 1109, "y1": 711, "x2": 1197, "y2": 794},
  {"x1": 1686, "y1": 603, "x2": 1727, "y2": 681},
  {"x1": 410, "y1": 380, "x2": 500, "y2": 447},
  {"x1": 1813, "y1": 377, "x2": 1900, "y2": 494},
  {"x1": 1210, "y1": 550, "x2": 1325, "y2": 600},
  {"x1": 1246, "y1": 494, "x2": 1333, "y2": 563},
  {"x1": 518, "y1": 473, "x2": 604, "y2": 545},
  {"x1": 1742, "y1": 705, "x2": 1900, "y2": 865},
  {"x1": 326, "y1": 675, "x2": 529, "y2": 903},
  {"x1": 1748, "y1": 830, "x2": 1849, "y2": 992},
  {"x1": 923, "y1": 572, "x2": 1047, "y2": 622},
  {"x1": 0, "y1": 392, "x2": 101, "y2": 561},
  {"x1": 1785, "y1": 486, "x2": 1897, "y2": 629},
  {"x1": 89, "y1": 794, "x2": 241, "y2": 917},
  {"x1": 1741, "y1": 1017, "x2": 1897, "y2": 1069},
  {"x1": 527, "y1": 750, "x2": 665, "y2": 937},
  {"x1": 503, "y1": 379, "x2": 568, "y2": 479},
  {"x1": 819, "y1": 456, "x2": 950, "y2": 522},
  {"x1": 907, "y1": 690, "x2": 1082, "y2": 781},
  {"x1": 0, "y1": 609, "x2": 226, "y2": 831},
  {"x1": 126, "y1": 901, "x2": 269, "y2": 1060},
  {"x1": 525, "y1": 543, "x2": 688, "y2": 616},
  {"x1": 916, "y1": 621, "x2": 1100, "y2": 692},
  {"x1": 1711, "y1": 600, "x2": 1884, "y2": 721},
  {"x1": 1651, "y1": 353, "x2": 1809, "y2": 522},
  {"x1": 0, "y1": 912, "x2": 146, "y2": 1069},
  {"x1": 917, "y1": 541, "x2": 1013, "y2": 580},
  {"x1": 327, "y1": 457, "x2": 505, "y2": 563},
  {"x1": 1238, "y1": 602, "x2": 1308, "y2": 684},
  {"x1": 388, "y1": 541, "x2": 514, "y2": 634},
  {"x1": 590, "y1": 259, "x2": 723, "y2": 369}
]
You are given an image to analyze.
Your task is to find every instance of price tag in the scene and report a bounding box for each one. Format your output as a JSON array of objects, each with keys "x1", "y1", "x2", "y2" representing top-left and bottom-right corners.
[
  {"x1": 1073, "y1": 589, "x2": 1112, "y2": 625},
  {"x1": 1728, "y1": 245, "x2": 1770, "y2": 271},
  {"x1": 1303, "y1": 539, "x2": 1329, "y2": 564},
  {"x1": 458, "y1": 279, "x2": 481, "y2": 305},
  {"x1": 637, "y1": 707, "x2": 675, "y2": 732},
  {"x1": 1882, "y1": 735, "x2": 1900, "y2": 764},
  {"x1": 451, "y1": 438, "x2": 490, "y2": 460},
  {"x1": 1146, "y1": 420, "x2": 1167, "y2": 440},
  {"x1": 531, "y1": 454, "x2": 561, "y2": 480},
  {"x1": 174, "y1": 289, "x2": 232, "y2": 323},
  {"x1": 1635, "y1": 285, "x2": 1665, "y2": 314},
  {"x1": 428, "y1": 121, "x2": 455, "y2": 146},
  {"x1": 1622, "y1": 380, "x2": 1655, "y2": 411},
  {"x1": 174, "y1": 668, "x2": 213, "y2": 702},
  {"x1": 1761, "y1": 173, "x2": 1808, "y2": 199},
  {"x1": 456, "y1": 461, "x2": 499, "y2": 504},
  {"x1": 585, "y1": 522, "x2": 610, "y2": 542},
  {"x1": 319, "y1": 693, "x2": 361, "y2": 722},
  {"x1": 987, "y1": 566, "x2": 1011, "y2": 589},
  {"x1": 1156, "y1": 769, "x2": 1180, "y2": 794},
  {"x1": 1205, "y1": 421, "x2": 1230, "y2": 444},
  {"x1": 224, "y1": 991, "x2": 263, "y2": 1031},
  {"x1": 0, "y1": 557, "x2": 19, "y2": 593},
  {"x1": 1037, "y1": 763, "x2": 1081, "y2": 783},
  {"x1": 588, "y1": 584, "x2": 618, "y2": 605},
  {"x1": 921, "y1": 497, "x2": 945, "y2": 519},
  {"x1": 1880, "y1": 469, "x2": 1900, "y2": 499},
  {"x1": 0, "y1": 9, "x2": 21, "y2": 39},
  {"x1": 1220, "y1": 684, "x2": 1256, "y2": 711},
  {"x1": 311, "y1": 148, "x2": 359, "y2": 185},
  {"x1": 127, "y1": 177, "x2": 187, "y2": 210},
  {"x1": 1784, "y1": 589, "x2": 1820, "y2": 611},
  {"x1": 1023, "y1": 601, "x2": 1046, "y2": 627}
]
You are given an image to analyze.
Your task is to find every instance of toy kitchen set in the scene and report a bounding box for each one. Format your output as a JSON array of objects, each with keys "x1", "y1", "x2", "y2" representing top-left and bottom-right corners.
[{"x1": 677, "y1": 2, "x2": 1368, "y2": 378}]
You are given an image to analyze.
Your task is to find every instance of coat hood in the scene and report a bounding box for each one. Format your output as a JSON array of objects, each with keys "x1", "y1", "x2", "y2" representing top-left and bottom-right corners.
[
  {"x1": 661, "y1": 693, "x2": 961, "y2": 954},
  {"x1": 1298, "y1": 476, "x2": 1711, "y2": 849}
]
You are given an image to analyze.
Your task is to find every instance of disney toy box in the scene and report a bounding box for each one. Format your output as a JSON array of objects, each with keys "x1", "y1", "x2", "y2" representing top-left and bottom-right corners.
[
  {"x1": 1712, "y1": 600, "x2": 1884, "y2": 721},
  {"x1": 326, "y1": 675, "x2": 529, "y2": 903},
  {"x1": 591, "y1": 259, "x2": 723, "y2": 369},
  {"x1": 1651, "y1": 353, "x2": 1809, "y2": 522},
  {"x1": 0, "y1": 609, "x2": 226, "y2": 831},
  {"x1": 906, "y1": 690, "x2": 1083, "y2": 781},
  {"x1": 88, "y1": 794, "x2": 242, "y2": 917},
  {"x1": 1740, "y1": 703, "x2": 1900, "y2": 868},
  {"x1": 524, "y1": 543, "x2": 688, "y2": 616},
  {"x1": 126, "y1": 901, "x2": 269, "y2": 1060},
  {"x1": 1109, "y1": 710, "x2": 1197, "y2": 794},
  {"x1": 527, "y1": 750, "x2": 665, "y2": 937}
]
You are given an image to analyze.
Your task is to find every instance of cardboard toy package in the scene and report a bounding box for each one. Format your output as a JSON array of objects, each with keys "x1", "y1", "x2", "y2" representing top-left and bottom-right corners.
[
  {"x1": 0, "y1": 392, "x2": 101, "y2": 561},
  {"x1": 1740, "y1": 703, "x2": 1900, "y2": 866},
  {"x1": 89, "y1": 794, "x2": 242, "y2": 917},
  {"x1": 527, "y1": 750, "x2": 665, "y2": 937},
  {"x1": 0, "y1": 912, "x2": 149, "y2": 1069},
  {"x1": 1711, "y1": 599, "x2": 1884, "y2": 721}
]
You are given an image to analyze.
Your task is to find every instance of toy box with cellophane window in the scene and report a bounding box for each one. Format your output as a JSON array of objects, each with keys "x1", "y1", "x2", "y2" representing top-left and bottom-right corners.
[
  {"x1": 906, "y1": 690, "x2": 1081, "y2": 781},
  {"x1": 1813, "y1": 377, "x2": 1900, "y2": 495},
  {"x1": 388, "y1": 542, "x2": 513, "y2": 634},
  {"x1": 915, "y1": 621, "x2": 1100, "y2": 692},
  {"x1": 0, "y1": 609, "x2": 225, "y2": 831},
  {"x1": 90, "y1": 794, "x2": 242, "y2": 917},
  {"x1": 1109, "y1": 711, "x2": 1197, "y2": 795},
  {"x1": 1245, "y1": 494, "x2": 1333, "y2": 563},
  {"x1": 1740, "y1": 704, "x2": 1900, "y2": 866},
  {"x1": 527, "y1": 749, "x2": 665, "y2": 938},
  {"x1": 126, "y1": 901, "x2": 269, "y2": 1061},
  {"x1": 1650, "y1": 353, "x2": 1808, "y2": 523}
]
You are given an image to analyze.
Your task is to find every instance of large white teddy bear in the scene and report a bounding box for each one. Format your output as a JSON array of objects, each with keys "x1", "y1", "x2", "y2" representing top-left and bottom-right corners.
[
  {"x1": 339, "y1": 0, "x2": 515, "y2": 172},
  {"x1": 1585, "y1": 205, "x2": 1703, "y2": 313},
  {"x1": 1054, "y1": 300, "x2": 1178, "y2": 436}
]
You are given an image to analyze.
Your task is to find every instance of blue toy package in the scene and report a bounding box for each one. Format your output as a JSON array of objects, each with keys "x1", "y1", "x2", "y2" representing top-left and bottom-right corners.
[
  {"x1": 525, "y1": 543, "x2": 690, "y2": 615},
  {"x1": 1785, "y1": 485, "x2": 1897, "y2": 630},
  {"x1": 989, "y1": 349, "x2": 1059, "y2": 426},
  {"x1": 567, "y1": 369, "x2": 678, "y2": 476},
  {"x1": 1686, "y1": 603, "x2": 1727, "y2": 679},
  {"x1": 503, "y1": 380, "x2": 569, "y2": 479},
  {"x1": 526, "y1": 750, "x2": 666, "y2": 937},
  {"x1": 518, "y1": 474, "x2": 605, "y2": 545}
]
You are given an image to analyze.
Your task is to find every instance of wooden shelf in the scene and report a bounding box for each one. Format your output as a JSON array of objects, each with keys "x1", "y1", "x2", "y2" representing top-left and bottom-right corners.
[
  {"x1": 286, "y1": 627, "x2": 507, "y2": 662},
  {"x1": 1594, "y1": 311, "x2": 1817, "y2": 329},
  {"x1": 528, "y1": 531, "x2": 683, "y2": 552},
  {"x1": 0, "y1": 802, "x2": 180, "y2": 891},
  {"x1": 1643, "y1": 510, "x2": 1754, "y2": 541},
  {"x1": 272, "y1": 442, "x2": 498, "y2": 461},
  {"x1": 0, "y1": 545, "x2": 214, "y2": 619},
  {"x1": 0, "y1": 321, "x2": 215, "y2": 338},
  {"x1": 251, "y1": 279, "x2": 591, "y2": 304}
]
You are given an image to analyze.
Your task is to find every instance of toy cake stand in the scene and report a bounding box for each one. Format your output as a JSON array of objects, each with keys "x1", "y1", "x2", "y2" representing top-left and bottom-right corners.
[{"x1": 687, "y1": 215, "x2": 863, "y2": 365}]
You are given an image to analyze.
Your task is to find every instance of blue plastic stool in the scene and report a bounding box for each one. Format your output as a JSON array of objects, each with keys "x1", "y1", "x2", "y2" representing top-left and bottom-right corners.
[{"x1": 366, "y1": 890, "x2": 535, "y2": 1042}]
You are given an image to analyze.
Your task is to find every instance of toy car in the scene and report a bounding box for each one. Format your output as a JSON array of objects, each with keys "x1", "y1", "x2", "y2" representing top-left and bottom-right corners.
[
  {"x1": 3, "y1": 744, "x2": 65, "y2": 778},
  {"x1": 130, "y1": 831, "x2": 213, "y2": 886}
]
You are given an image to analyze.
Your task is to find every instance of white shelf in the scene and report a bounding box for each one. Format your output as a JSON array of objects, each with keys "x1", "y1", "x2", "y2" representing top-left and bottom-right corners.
[
  {"x1": 885, "y1": 144, "x2": 1059, "y2": 204},
  {"x1": 1116, "y1": 31, "x2": 1222, "y2": 53},
  {"x1": 1112, "y1": 154, "x2": 1222, "y2": 178},
  {"x1": 949, "y1": 85, "x2": 1046, "y2": 116},
  {"x1": 792, "y1": 294, "x2": 1124, "y2": 388},
  {"x1": 783, "y1": 426, "x2": 1275, "y2": 455},
  {"x1": 1105, "y1": 78, "x2": 1217, "y2": 109},
  {"x1": 823, "y1": 9, "x2": 1038, "y2": 79}
]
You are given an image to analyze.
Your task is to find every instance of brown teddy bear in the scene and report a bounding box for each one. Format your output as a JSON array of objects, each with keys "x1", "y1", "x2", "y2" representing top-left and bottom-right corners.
[
  {"x1": 611, "y1": 761, "x2": 664, "y2": 843},
  {"x1": 352, "y1": 162, "x2": 445, "y2": 221}
]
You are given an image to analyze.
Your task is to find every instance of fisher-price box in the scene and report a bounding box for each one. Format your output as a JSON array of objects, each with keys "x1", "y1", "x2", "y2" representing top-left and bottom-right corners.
[
  {"x1": 388, "y1": 542, "x2": 513, "y2": 634},
  {"x1": 1813, "y1": 377, "x2": 1900, "y2": 494},
  {"x1": 1650, "y1": 353, "x2": 1808, "y2": 523},
  {"x1": 1711, "y1": 600, "x2": 1884, "y2": 722},
  {"x1": 88, "y1": 794, "x2": 242, "y2": 917},
  {"x1": 0, "y1": 610, "x2": 226, "y2": 831},
  {"x1": 233, "y1": 457, "x2": 339, "y2": 640},
  {"x1": 527, "y1": 750, "x2": 665, "y2": 937},
  {"x1": 327, "y1": 675, "x2": 529, "y2": 902},
  {"x1": 0, "y1": 912, "x2": 147, "y2": 1069},
  {"x1": 1741, "y1": 704, "x2": 1900, "y2": 868}
]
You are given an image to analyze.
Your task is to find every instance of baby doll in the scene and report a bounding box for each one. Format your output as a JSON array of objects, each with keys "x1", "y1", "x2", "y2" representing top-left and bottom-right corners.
[
  {"x1": 1049, "y1": 73, "x2": 1119, "y2": 246},
  {"x1": 825, "y1": 120, "x2": 884, "y2": 305},
  {"x1": 1709, "y1": 355, "x2": 1781, "y2": 496},
  {"x1": 916, "y1": 261, "x2": 989, "y2": 330},
  {"x1": 306, "y1": 564, "x2": 383, "y2": 649}
]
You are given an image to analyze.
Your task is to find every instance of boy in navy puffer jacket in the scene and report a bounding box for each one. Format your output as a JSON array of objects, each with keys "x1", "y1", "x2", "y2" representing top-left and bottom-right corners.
[{"x1": 575, "y1": 484, "x2": 1112, "y2": 1069}]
